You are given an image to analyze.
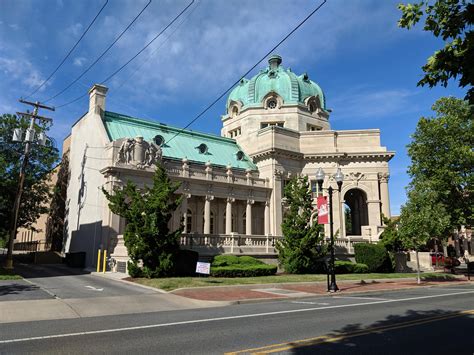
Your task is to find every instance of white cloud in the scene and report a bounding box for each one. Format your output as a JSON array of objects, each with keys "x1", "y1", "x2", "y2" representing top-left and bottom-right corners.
[
  {"x1": 0, "y1": 56, "x2": 47, "y2": 91},
  {"x1": 73, "y1": 57, "x2": 87, "y2": 67},
  {"x1": 329, "y1": 87, "x2": 418, "y2": 121},
  {"x1": 66, "y1": 23, "x2": 83, "y2": 37},
  {"x1": 8, "y1": 24, "x2": 20, "y2": 30}
]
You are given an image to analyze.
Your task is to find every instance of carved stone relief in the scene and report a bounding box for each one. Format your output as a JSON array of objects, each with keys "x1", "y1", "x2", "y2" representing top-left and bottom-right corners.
[{"x1": 116, "y1": 136, "x2": 162, "y2": 169}]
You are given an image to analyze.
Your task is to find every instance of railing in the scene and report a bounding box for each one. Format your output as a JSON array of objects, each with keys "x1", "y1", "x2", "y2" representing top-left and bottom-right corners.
[
  {"x1": 13, "y1": 241, "x2": 51, "y2": 252},
  {"x1": 331, "y1": 237, "x2": 370, "y2": 254},
  {"x1": 180, "y1": 234, "x2": 283, "y2": 254}
]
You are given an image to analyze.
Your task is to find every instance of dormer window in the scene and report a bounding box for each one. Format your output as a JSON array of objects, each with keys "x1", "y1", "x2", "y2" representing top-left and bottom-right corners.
[
  {"x1": 153, "y1": 135, "x2": 164, "y2": 146},
  {"x1": 231, "y1": 106, "x2": 239, "y2": 117},
  {"x1": 196, "y1": 143, "x2": 208, "y2": 154},
  {"x1": 236, "y1": 150, "x2": 245, "y2": 161}
]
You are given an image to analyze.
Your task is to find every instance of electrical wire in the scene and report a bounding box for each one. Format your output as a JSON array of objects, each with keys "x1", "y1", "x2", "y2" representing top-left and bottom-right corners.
[
  {"x1": 164, "y1": 0, "x2": 327, "y2": 145},
  {"x1": 115, "y1": 0, "x2": 200, "y2": 92},
  {"x1": 55, "y1": 0, "x2": 194, "y2": 109},
  {"x1": 43, "y1": 0, "x2": 152, "y2": 104},
  {"x1": 23, "y1": 0, "x2": 109, "y2": 100}
]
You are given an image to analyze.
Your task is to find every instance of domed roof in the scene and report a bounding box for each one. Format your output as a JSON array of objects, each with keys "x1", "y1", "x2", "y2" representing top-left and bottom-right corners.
[{"x1": 227, "y1": 55, "x2": 326, "y2": 111}]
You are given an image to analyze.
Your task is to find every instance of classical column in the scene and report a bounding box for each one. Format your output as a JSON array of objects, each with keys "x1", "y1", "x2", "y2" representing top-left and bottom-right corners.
[
  {"x1": 264, "y1": 201, "x2": 270, "y2": 236},
  {"x1": 181, "y1": 194, "x2": 189, "y2": 233},
  {"x1": 204, "y1": 195, "x2": 212, "y2": 234},
  {"x1": 226, "y1": 198, "x2": 233, "y2": 234},
  {"x1": 246, "y1": 200, "x2": 254, "y2": 236},
  {"x1": 379, "y1": 173, "x2": 391, "y2": 219}
]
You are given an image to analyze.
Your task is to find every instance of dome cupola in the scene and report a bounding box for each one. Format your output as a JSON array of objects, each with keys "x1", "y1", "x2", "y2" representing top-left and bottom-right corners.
[{"x1": 226, "y1": 55, "x2": 326, "y2": 113}]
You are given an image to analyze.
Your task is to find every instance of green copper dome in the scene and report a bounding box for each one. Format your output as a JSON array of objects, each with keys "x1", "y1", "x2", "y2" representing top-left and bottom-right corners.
[{"x1": 227, "y1": 55, "x2": 326, "y2": 111}]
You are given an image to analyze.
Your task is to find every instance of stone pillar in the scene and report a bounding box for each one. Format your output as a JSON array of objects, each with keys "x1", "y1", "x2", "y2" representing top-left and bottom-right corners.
[
  {"x1": 272, "y1": 170, "x2": 283, "y2": 236},
  {"x1": 264, "y1": 201, "x2": 270, "y2": 236},
  {"x1": 246, "y1": 200, "x2": 253, "y2": 236},
  {"x1": 367, "y1": 200, "x2": 382, "y2": 228},
  {"x1": 226, "y1": 198, "x2": 233, "y2": 234},
  {"x1": 204, "y1": 196, "x2": 212, "y2": 235},
  {"x1": 379, "y1": 173, "x2": 391, "y2": 219}
]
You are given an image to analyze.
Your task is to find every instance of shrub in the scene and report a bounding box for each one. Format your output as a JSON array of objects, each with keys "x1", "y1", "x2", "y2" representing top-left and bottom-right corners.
[
  {"x1": 174, "y1": 250, "x2": 199, "y2": 276},
  {"x1": 127, "y1": 261, "x2": 143, "y2": 278},
  {"x1": 354, "y1": 243, "x2": 393, "y2": 272},
  {"x1": 334, "y1": 260, "x2": 369, "y2": 274},
  {"x1": 210, "y1": 255, "x2": 277, "y2": 277}
]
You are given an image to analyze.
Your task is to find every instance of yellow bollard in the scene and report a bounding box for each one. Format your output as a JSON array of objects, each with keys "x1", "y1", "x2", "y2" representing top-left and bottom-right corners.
[
  {"x1": 102, "y1": 249, "x2": 107, "y2": 273},
  {"x1": 96, "y1": 249, "x2": 101, "y2": 273}
]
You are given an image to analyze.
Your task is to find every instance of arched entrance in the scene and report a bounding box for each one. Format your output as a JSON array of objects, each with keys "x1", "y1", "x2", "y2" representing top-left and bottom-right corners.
[{"x1": 344, "y1": 189, "x2": 368, "y2": 236}]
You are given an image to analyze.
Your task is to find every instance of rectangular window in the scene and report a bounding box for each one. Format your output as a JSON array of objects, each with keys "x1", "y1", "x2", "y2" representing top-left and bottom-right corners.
[
  {"x1": 261, "y1": 122, "x2": 284, "y2": 129},
  {"x1": 310, "y1": 180, "x2": 321, "y2": 198}
]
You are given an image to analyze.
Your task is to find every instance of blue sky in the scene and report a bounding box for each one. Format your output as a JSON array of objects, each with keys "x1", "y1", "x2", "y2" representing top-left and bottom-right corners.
[{"x1": 0, "y1": 0, "x2": 466, "y2": 215}]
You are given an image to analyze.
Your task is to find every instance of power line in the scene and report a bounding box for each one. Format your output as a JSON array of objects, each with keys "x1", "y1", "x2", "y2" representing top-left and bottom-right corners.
[
  {"x1": 55, "y1": 0, "x2": 194, "y2": 109},
  {"x1": 23, "y1": 0, "x2": 109, "y2": 100},
  {"x1": 115, "y1": 1, "x2": 200, "y2": 92},
  {"x1": 43, "y1": 0, "x2": 152, "y2": 104},
  {"x1": 165, "y1": 0, "x2": 327, "y2": 145}
]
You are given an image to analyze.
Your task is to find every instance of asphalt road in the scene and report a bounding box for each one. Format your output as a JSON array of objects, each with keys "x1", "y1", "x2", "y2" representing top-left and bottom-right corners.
[
  {"x1": 1, "y1": 284, "x2": 473, "y2": 354},
  {"x1": 2, "y1": 263, "x2": 156, "y2": 300}
]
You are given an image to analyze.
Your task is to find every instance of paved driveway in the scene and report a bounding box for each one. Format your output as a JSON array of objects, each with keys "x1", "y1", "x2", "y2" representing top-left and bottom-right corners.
[{"x1": 1, "y1": 263, "x2": 156, "y2": 301}]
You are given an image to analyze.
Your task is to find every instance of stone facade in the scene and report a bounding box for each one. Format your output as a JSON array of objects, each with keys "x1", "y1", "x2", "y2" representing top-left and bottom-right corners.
[{"x1": 62, "y1": 56, "x2": 395, "y2": 272}]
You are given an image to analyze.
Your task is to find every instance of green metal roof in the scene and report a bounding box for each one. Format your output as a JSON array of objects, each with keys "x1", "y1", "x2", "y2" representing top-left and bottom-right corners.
[
  {"x1": 227, "y1": 54, "x2": 326, "y2": 111},
  {"x1": 102, "y1": 111, "x2": 257, "y2": 170}
]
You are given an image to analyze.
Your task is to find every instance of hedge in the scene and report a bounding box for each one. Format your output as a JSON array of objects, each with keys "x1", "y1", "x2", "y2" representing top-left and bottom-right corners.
[
  {"x1": 354, "y1": 243, "x2": 393, "y2": 272},
  {"x1": 210, "y1": 264, "x2": 278, "y2": 277},
  {"x1": 334, "y1": 260, "x2": 369, "y2": 274},
  {"x1": 210, "y1": 255, "x2": 277, "y2": 277}
]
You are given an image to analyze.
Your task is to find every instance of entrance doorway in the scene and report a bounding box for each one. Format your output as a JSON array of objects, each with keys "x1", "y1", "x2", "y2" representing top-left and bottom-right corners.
[{"x1": 344, "y1": 189, "x2": 368, "y2": 236}]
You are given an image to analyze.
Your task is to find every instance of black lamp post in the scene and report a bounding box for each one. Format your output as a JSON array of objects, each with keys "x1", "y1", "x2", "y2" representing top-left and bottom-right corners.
[{"x1": 316, "y1": 167, "x2": 344, "y2": 293}]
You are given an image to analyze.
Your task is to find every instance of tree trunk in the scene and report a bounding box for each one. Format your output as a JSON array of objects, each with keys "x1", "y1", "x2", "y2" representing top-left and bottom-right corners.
[{"x1": 416, "y1": 250, "x2": 421, "y2": 285}]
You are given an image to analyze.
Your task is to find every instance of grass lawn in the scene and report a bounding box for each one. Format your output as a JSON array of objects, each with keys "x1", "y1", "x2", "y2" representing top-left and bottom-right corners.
[
  {"x1": 0, "y1": 267, "x2": 22, "y2": 280},
  {"x1": 132, "y1": 272, "x2": 456, "y2": 291}
]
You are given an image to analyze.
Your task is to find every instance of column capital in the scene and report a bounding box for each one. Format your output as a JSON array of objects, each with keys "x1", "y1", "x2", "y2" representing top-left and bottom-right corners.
[
  {"x1": 265, "y1": 200, "x2": 271, "y2": 207},
  {"x1": 227, "y1": 197, "x2": 235, "y2": 204},
  {"x1": 205, "y1": 195, "x2": 214, "y2": 201},
  {"x1": 247, "y1": 199, "x2": 255, "y2": 205}
]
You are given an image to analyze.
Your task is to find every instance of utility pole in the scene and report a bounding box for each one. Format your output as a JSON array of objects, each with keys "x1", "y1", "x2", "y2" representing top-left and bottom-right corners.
[{"x1": 4, "y1": 99, "x2": 54, "y2": 269}]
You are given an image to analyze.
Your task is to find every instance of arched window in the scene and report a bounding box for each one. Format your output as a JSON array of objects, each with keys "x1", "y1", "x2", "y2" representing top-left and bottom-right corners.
[
  {"x1": 242, "y1": 212, "x2": 246, "y2": 235},
  {"x1": 186, "y1": 209, "x2": 192, "y2": 233},
  {"x1": 223, "y1": 212, "x2": 236, "y2": 233}
]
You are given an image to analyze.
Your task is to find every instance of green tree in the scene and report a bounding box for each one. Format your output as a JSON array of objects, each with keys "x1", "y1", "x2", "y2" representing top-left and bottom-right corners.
[
  {"x1": 398, "y1": 186, "x2": 450, "y2": 283},
  {"x1": 276, "y1": 175, "x2": 326, "y2": 273},
  {"x1": 379, "y1": 214, "x2": 403, "y2": 252},
  {"x1": 0, "y1": 113, "x2": 58, "y2": 244},
  {"x1": 406, "y1": 97, "x2": 473, "y2": 232},
  {"x1": 102, "y1": 165, "x2": 182, "y2": 278},
  {"x1": 45, "y1": 152, "x2": 70, "y2": 252},
  {"x1": 398, "y1": 0, "x2": 474, "y2": 103}
]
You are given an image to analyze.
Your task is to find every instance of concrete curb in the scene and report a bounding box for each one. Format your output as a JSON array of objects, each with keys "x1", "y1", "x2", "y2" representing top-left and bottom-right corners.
[{"x1": 90, "y1": 272, "x2": 168, "y2": 294}]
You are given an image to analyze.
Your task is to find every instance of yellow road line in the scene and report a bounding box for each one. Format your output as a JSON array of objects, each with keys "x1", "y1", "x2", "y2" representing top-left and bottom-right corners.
[{"x1": 226, "y1": 310, "x2": 474, "y2": 354}]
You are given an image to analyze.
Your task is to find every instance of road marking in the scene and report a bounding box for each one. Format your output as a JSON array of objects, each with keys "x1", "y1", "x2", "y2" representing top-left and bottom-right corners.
[
  {"x1": 291, "y1": 301, "x2": 330, "y2": 305},
  {"x1": 1, "y1": 289, "x2": 474, "y2": 344},
  {"x1": 227, "y1": 309, "x2": 474, "y2": 354},
  {"x1": 85, "y1": 286, "x2": 103, "y2": 292},
  {"x1": 332, "y1": 296, "x2": 390, "y2": 301}
]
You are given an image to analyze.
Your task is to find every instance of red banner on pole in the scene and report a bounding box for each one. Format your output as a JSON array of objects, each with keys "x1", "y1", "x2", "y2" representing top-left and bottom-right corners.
[{"x1": 317, "y1": 196, "x2": 329, "y2": 224}]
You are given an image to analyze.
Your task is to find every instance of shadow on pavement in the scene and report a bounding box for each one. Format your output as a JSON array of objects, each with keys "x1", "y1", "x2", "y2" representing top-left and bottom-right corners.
[
  {"x1": 0, "y1": 282, "x2": 42, "y2": 296},
  {"x1": 11, "y1": 263, "x2": 91, "y2": 279},
  {"x1": 285, "y1": 309, "x2": 474, "y2": 354}
]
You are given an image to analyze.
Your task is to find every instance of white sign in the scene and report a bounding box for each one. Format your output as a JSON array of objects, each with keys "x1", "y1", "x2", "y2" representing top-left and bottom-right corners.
[{"x1": 195, "y1": 262, "x2": 211, "y2": 275}]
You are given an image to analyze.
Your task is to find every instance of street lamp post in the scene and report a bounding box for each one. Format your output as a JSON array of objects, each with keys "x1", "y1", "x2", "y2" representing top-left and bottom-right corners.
[{"x1": 316, "y1": 167, "x2": 344, "y2": 293}]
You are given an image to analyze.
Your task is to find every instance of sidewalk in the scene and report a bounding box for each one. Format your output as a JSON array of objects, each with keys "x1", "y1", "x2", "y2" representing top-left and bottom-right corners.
[{"x1": 169, "y1": 276, "x2": 472, "y2": 302}]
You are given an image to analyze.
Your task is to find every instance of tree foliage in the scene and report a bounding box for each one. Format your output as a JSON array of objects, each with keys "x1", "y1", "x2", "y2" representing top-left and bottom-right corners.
[
  {"x1": 0, "y1": 113, "x2": 59, "y2": 242},
  {"x1": 379, "y1": 214, "x2": 404, "y2": 252},
  {"x1": 406, "y1": 97, "x2": 473, "y2": 230},
  {"x1": 45, "y1": 152, "x2": 70, "y2": 252},
  {"x1": 398, "y1": 0, "x2": 474, "y2": 103},
  {"x1": 276, "y1": 175, "x2": 326, "y2": 273},
  {"x1": 102, "y1": 165, "x2": 182, "y2": 278}
]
